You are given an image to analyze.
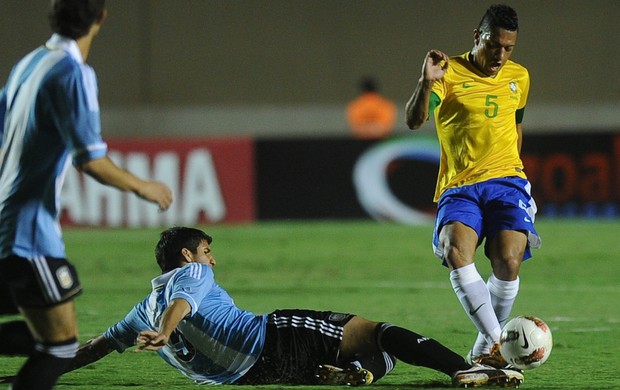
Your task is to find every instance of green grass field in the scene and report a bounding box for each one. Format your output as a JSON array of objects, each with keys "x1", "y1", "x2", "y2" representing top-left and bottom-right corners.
[{"x1": 1, "y1": 220, "x2": 619, "y2": 389}]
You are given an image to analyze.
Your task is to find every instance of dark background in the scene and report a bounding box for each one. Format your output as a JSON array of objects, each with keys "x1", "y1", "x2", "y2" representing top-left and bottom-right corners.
[
  {"x1": 256, "y1": 133, "x2": 620, "y2": 219},
  {"x1": 2, "y1": 1, "x2": 618, "y2": 111}
]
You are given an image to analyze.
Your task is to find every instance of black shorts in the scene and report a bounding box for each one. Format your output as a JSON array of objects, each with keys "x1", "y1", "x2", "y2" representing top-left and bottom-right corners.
[
  {"x1": 0, "y1": 255, "x2": 82, "y2": 310},
  {"x1": 237, "y1": 309, "x2": 354, "y2": 385}
]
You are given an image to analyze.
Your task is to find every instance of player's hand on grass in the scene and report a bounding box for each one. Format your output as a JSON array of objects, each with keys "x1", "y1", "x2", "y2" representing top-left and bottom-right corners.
[
  {"x1": 135, "y1": 330, "x2": 169, "y2": 351},
  {"x1": 422, "y1": 49, "x2": 449, "y2": 82}
]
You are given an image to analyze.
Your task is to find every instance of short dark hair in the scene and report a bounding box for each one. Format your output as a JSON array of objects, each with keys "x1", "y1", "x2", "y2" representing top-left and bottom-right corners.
[
  {"x1": 155, "y1": 227, "x2": 213, "y2": 273},
  {"x1": 478, "y1": 4, "x2": 519, "y2": 33},
  {"x1": 49, "y1": 0, "x2": 106, "y2": 39}
]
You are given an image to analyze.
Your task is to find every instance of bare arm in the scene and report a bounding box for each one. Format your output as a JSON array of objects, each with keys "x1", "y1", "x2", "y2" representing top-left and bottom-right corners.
[
  {"x1": 68, "y1": 335, "x2": 115, "y2": 372},
  {"x1": 135, "y1": 298, "x2": 191, "y2": 352},
  {"x1": 79, "y1": 156, "x2": 173, "y2": 211},
  {"x1": 0, "y1": 335, "x2": 114, "y2": 384},
  {"x1": 405, "y1": 50, "x2": 449, "y2": 129}
]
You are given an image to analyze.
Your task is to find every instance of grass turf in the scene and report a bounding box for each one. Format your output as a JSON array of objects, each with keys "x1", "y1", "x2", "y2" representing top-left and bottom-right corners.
[{"x1": 1, "y1": 219, "x2": 619, "y2": 389}]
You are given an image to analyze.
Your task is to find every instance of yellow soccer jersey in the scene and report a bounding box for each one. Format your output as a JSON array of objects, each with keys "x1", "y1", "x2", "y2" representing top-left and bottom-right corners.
[{"x1": 431, "y1": 52, "x2": 529, "y2": 201}]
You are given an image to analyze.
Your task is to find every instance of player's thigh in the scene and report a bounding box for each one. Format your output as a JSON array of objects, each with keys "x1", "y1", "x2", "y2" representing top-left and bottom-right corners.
[
  {"x1": 486, "y1": 230, "x2": 527, "y2": 280},
  {"x1": 20, "y1": 300, "x2": 78, "y2": 343},
  {"x1": 340, "y1": 316, "x2": 381, "y2": 358},
  {"x1": 434, "y1": 187, "x2": 483, "y2": 265},
  {"x1": 438, "y1": 222, "x2": 479, "y2": 269}
]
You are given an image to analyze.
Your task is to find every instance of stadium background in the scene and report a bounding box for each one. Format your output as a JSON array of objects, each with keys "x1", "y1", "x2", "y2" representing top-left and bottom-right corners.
[
  {"x1": 2, "y1": 1, "x2": 620, "y2": 225},
  {"x1": 2, "y1": 4, "x2": 619, "y2": 388}
]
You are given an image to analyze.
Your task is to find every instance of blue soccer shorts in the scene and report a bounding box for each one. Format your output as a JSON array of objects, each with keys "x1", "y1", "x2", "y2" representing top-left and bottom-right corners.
[{"x1": 432, "y1": 177, "x2": 542, "y2": 264}]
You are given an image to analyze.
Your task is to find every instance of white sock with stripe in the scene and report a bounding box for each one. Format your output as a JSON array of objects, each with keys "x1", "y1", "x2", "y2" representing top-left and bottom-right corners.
[{"x1": 449, "y1": 264, "x2": 501, "y2": 357}]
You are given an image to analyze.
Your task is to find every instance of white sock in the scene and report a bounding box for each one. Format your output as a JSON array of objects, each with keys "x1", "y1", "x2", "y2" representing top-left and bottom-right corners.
[
  {"x1": 471, "y1": 274, "x2": 520, "y2": 355},
  {"x1": 450, "y1": 264, "x2": 501, "y2": 356},
  {"x1": 471, "y1": 332, "x2": 489, "y2": 356},
  {"x1": 488, "y1": 273, "x2": 519, "y2": 328}
]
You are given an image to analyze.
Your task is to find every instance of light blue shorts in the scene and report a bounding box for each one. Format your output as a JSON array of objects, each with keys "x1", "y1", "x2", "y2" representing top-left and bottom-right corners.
[{"x1": 432, "y1": 177, "x2": 541, "y2": 265}]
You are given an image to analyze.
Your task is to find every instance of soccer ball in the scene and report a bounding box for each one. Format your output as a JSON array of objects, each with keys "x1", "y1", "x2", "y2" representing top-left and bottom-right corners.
[{"x1": 499, "y1": 316, "x2": 553, "y2": 370}]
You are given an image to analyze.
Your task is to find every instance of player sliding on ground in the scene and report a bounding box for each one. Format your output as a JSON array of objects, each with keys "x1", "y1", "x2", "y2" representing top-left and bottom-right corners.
[{"x1": 2, "y1": 227, "x2": 522, "y2": 387}]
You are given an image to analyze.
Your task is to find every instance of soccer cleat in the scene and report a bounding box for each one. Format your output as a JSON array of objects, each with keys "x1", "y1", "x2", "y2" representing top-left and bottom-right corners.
[
  {"x1": 316, "y1": 364, "x2": 374, "y2": 386},
  {"x1": 466, "y1": 343, "x2": 509, "y2": 369},
  {"x1": 452, "y1": 364, "x2": 524, "y2": 388}
]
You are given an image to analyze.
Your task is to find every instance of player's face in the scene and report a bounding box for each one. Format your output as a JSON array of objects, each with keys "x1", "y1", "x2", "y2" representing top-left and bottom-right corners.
[
  {"x1": 193, "y1": 240, "x2": 216, "y2": 268},
  {"x1": 472, "y1": 27, "x2": 517, "y2": 77}
]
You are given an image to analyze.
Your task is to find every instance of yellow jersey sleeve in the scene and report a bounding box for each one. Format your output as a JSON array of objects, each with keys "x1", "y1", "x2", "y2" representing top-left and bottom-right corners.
[{"x1": 430, "y1": 52, "x2": 530, "y2": 201}]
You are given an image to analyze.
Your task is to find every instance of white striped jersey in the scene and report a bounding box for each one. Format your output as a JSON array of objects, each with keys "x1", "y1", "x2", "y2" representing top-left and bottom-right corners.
[
  {"x1": 104, "y1": 263, "x2": 267, "y2": 384},
  {"x1": 0, "y1": 34, "x2": 107, "y2": 259}
]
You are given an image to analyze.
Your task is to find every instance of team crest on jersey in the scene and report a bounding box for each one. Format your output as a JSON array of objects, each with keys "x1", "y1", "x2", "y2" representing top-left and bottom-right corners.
[
  {"x1": 328, "y1": 313, "x2": 348, "y2": 322},
  {"x1": 56, "y1": 266, "x2": 74, "y2": 289},
  {"x1": 509, "y1": 81, "x2": 518, "y2": 93}
]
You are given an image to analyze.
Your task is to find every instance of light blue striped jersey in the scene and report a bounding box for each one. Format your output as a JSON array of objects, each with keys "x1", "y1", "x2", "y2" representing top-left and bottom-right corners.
[
  {"x1": 0, "y1": 34, "x2": 107, "y2": 259},
  {"x1": 104, "y1": 263, "x2": 267, "y2": 384}
]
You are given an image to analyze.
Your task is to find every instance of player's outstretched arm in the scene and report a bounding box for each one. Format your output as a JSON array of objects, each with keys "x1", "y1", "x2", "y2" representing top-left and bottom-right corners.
[
  {"x1": 0, "y1": 335, "x2": 114, "y2": 384},
  {"x1": 69, "y1": 335, "x2": 115, "y2": 372},
  {"x1": 79, "y1": 156, "x2": 173, "y2": 211},
  {"x1": 135, "y1": 298, "x2": 191, "y2": 352},
  {"x1": 405, "y1": 49, "x2": 449, "y2": 129}
]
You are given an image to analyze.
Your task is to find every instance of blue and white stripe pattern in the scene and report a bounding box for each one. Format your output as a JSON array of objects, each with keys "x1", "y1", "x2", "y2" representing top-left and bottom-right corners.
[
  {"x1": 105, "y1": 264, "x2": 267, "y2": 384},
  {"x1": 166, "y1": 263, "x2": 204, "y2": 314},
  {"x1": 0, "y1": 34, "x2": 107, "y2": 259}
]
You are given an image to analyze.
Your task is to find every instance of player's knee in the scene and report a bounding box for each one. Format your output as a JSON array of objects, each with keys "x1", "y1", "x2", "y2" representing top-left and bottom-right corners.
[
  {"x1": 346, "y1": 316, "x2": 380, "y2": 335},
  {"x1": 443, "y1": 244, "x2": 475, "y2": 268},
  {"x1": 341, "y1": 317, "x2": 381, "y2": 356},
  {"x1": 490, "y1": 253, "x2": 522, "y2": 279}
]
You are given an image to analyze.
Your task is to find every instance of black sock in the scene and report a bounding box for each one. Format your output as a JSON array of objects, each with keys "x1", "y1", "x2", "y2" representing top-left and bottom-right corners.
[
  {"x1": 12, "y1": 339, "x2": 77, "y2": 390},
  {"x1": 346, "y1": 352, "x2": 396, "y2": 382},
  {"x1": 0, "y1": 320, "x2": 35, "y2": 355},
  {"x1": 377, "y1": 323, "x2": 470, "y2": 376}
]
